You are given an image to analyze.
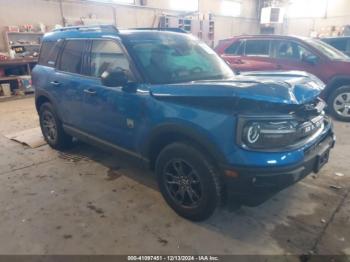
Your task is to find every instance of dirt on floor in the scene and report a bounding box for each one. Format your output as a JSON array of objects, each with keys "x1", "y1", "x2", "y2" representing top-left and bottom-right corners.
[{"x1": 0, "y1": 97, "x2": 349, "y2": 255}]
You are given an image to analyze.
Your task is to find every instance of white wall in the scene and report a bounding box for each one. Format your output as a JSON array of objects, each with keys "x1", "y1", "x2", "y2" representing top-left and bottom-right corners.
[
  {"x1": 0, "y1": 0, "x2": 259, "y2": 51},
  {"x1": 281, "y1": 0, "x2": 350, "y2": 36}
]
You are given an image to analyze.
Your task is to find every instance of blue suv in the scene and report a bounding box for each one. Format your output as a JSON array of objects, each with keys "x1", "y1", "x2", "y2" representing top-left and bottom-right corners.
[{"x1": 33, "y1": 25, "x2": 335, "y2": 221}]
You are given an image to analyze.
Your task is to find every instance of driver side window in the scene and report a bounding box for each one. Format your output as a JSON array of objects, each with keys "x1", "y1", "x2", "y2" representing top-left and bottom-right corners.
[
  {"x1": 275, "y1": 41, "x2": 299, "y2": 59},
  {"x1": 89, "y1": 40, "x2": 132, "y2": 78},
  {"x1": 296, "y1": 44, "x2": 313, "y2": 60},
  {"x1": 274, "y1": 40, "x2": 314, "y2": 60}
]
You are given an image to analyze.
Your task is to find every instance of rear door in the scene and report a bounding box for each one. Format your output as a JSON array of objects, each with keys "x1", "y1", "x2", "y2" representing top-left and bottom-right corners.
[
  {"x1": 219, "y1": 39, "x2": 245, "y2": 69},
  {"x1": 53, "y1": 39, "x2": 89, "y2": 128},
  {"x1": 222, "y1": 39, "x2": 279, "y2": 72}
]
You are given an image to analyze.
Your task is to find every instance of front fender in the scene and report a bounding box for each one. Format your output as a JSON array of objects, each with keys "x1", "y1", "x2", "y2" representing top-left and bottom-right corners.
[{"x1": 141, "y1": 122, "x2": 228, "y2": 166}]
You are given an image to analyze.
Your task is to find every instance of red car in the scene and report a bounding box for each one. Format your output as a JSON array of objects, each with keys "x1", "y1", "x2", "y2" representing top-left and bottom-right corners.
[{"x1": 215, "y1": 35, "x2": 350, "y2": 121}]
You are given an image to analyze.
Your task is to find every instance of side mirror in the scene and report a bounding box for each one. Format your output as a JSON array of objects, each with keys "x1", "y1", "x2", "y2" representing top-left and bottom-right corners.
[
  {"x1": 101, "y1": 69, "x2": 129, "y2": 87},
  {"x1": 302, "y1": 54, "x2": 318, "y2": 65}
]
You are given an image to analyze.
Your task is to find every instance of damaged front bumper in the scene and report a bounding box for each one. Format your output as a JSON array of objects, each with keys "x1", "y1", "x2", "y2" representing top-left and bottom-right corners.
[{"x1": 223, "y1": 125, "x2": 336, "y2": 206}]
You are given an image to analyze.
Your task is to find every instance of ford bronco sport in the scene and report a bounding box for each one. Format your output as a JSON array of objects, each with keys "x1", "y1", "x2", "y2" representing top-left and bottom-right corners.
[
  {"x1": 216, "y1": 35, "x2": 350, "y2": 122},
  {"x1": 33, "y1": 26, "x2": 335, "y2": 221}
]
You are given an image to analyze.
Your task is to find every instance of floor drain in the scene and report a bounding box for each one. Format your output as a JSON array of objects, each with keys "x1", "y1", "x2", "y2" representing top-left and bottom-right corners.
[{"x1": 58, "y1": 152, "x2": 88, "y2": 163}]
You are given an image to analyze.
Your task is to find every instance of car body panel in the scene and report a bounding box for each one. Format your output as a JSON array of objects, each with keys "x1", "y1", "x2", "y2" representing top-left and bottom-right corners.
[
  {"x1": 216, "y1": 35, "x2": 350, "y2": 94},
  {"x1": 33, "y1": 28, "x2": 335, "y2": 202}
]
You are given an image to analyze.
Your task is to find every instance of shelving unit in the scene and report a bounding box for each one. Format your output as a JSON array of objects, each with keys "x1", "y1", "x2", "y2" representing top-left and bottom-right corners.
[
  {"x1": 157, "y1": 15, "x2": 215, "y2": 47},
  {"x1": 0, "y1": 58, "x2": 37, "y2": 97},
  {"x1": 4, "y1": 31, "x2": 43, "y2": 56},
  {"x1": 183, "y1": 19, "x2": 192, "y2": 32}
]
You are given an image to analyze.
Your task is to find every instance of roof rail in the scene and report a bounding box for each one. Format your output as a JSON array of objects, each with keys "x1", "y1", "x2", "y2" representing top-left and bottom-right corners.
[
  {"x1": 131, "y1": 27, "x2": 188, "y2": 34},
  {"x1": 53, "y1": 25, "x2": 119, "y2": 33}
]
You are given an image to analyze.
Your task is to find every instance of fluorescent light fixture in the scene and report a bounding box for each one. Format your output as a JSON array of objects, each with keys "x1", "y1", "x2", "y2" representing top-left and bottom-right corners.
[
  {"x1": 170, "y1": 0, "x2": 198, "y2": 12},
  {"x1": 221, "y1": 1, "x2": 241, "y2": 17}
]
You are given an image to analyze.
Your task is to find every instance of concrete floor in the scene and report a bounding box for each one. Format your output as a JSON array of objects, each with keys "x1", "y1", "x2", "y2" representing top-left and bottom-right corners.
[{"x1": 0, "y1": 97, "x2": 349, "y2": 255}]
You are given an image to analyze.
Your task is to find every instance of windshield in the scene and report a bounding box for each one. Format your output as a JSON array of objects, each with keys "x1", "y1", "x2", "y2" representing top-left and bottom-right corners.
[
  {"x1": 304, "y1": 38, "x2": 349, "y2": 60},
  {"x1": 123, "y1": 32, "x2": 234, "y2": 84}
]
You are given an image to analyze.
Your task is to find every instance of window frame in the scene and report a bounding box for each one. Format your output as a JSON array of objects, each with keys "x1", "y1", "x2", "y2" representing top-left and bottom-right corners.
[
  {"x1": 38, "y1": 39, "x2": 64, "y2": 68},
  {"x1": 55, "y1": 38, "x2": 141, "y2": 83},
  {"x1": 272, "y1": 40, "x2": 301, "y2": 60},
  {"x1": 271, "y1": 39, "x2": 318, "y2": 61},
  {"x1": 243, "y1": 39, "x2": 272, "y2": 57},
  {"x1": 224, "y1": 40, "x2": 244, "y2": 55},
  {"x1": 86, "y1": 39, "x2": 136, "y2": 81},
  {"x1": 57, "y1": 39, "x2": 89, "y2": 76}
]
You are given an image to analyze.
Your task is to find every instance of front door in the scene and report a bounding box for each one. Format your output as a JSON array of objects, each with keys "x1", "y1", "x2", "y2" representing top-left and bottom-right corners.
[
  {"x1": 271, "y1": 40, "x2": 326, "y2": 81},
  {"x1": 80, "y1": 39, "x2": 143, "y2": 151}
]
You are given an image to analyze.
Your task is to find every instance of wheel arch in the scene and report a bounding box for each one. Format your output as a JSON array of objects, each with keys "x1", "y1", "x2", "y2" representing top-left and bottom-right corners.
[
  {"x1": 143, "y1": 123, "x2": 227, "y2": 171},
  {"x1": 35, "y1": 95, "x2": 52, "y2": 112},
  {"x1": 324, "y1": 75, "x2": 350, "y2": 99}
]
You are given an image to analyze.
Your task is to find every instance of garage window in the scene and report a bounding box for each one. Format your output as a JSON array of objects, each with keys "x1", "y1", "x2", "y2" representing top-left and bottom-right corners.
[
  {"x1": 91, "y1": 0, "x2": 134, "y2": 4},
  {"x1": 221, "y1": 1, "x2": 241, "y2": 17},
  {"x1": 245, "y1": 40, "x2": 270, "y2": 57},
  {"x1": 170, "y1": 0, "x2": 198, "y2": 11}
]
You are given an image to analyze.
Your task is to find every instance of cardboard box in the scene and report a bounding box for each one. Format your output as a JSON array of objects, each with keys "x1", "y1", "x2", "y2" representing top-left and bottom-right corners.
[{"x1": 1, "y1": 83, "x2": 11, "y2": 97}]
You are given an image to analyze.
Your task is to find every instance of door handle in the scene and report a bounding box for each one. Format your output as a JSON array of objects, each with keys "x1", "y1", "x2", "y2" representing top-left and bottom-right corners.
[
  {"x1": 50, "y1": 81, "x2": 61, "y2": 87},
  {"x1": 233, "y1": 59, "x2": 244, "y2": 64},
  {"x1": 276, "y1": 64, "x2": 283, "y2": 70},
  {"x1": 84, "y1": 89, "x2": 97, "y2": 95}
]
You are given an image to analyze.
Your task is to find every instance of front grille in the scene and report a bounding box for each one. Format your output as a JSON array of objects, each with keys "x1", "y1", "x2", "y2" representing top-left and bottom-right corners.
[{"x1": 296, "y1": 98, "x2": 326, "y2": 119}]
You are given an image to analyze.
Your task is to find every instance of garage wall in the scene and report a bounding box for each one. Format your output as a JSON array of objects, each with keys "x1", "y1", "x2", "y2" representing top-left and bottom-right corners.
[
  {"x1": 281, "y1": 0, "x2": 350, "y2": 36},
  {"x1": 0, "y1": 0, "x2": 259, "y2": 52}
]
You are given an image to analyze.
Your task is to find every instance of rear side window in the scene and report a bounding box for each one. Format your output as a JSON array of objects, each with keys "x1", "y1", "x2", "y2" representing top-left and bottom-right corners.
[
  {"x1": 225, "y1": 40, "x2": 244, "y2": 55},
  {"x1": 38, "y1": 40, "x2": 63, "y2": 67},
  {"x1": 59, "y1": 40, "x2": 86, "y2": 74},
  {"x1": 245, "y1": 40, "x2": 270, "y2": 56}
]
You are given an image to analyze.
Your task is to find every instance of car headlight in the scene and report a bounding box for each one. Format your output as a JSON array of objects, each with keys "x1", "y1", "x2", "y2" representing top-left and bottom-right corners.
[{"x1": 237, "y1": 116, "x2": 302, "y2": 150}]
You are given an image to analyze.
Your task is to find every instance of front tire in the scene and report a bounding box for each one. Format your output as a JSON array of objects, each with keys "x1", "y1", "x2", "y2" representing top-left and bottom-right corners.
[
  {"x1": 39, "y1": 102, "x2": 73, "y2": 150},
  {"x1": 328, "y1": 86, "x2": 350, "y2": 122},
  {"x1": 156, "y1": 143, "x2": 222, "y2": 221}
]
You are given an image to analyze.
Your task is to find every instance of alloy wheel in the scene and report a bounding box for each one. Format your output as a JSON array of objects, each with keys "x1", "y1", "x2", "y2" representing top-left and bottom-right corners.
[
  {"x1": 333, "y1": 92, "x2": 350, "y2": 117},
  {"x1": 41, "y1": 111, "x2": 57, "y2": 143},
  {"x1": 163, "y1": 159, "x2": 203, "y2": 208}
]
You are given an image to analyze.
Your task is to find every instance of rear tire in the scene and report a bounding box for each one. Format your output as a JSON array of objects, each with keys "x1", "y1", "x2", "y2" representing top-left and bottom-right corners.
[
  {"x1": 328, "y1": 86, "x2": 350, "y2": 122},
  {"x1": 155, "y1": 142, "x2": 222, "y2": 221},
  {"x1": 39, "y1": 102, "x2": 73, "y2": 150}
]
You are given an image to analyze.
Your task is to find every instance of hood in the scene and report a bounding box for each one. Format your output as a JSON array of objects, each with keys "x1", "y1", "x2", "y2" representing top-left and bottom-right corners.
[{"x1": 150, "y1": 71, "x2": 324, "y2": 105}]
